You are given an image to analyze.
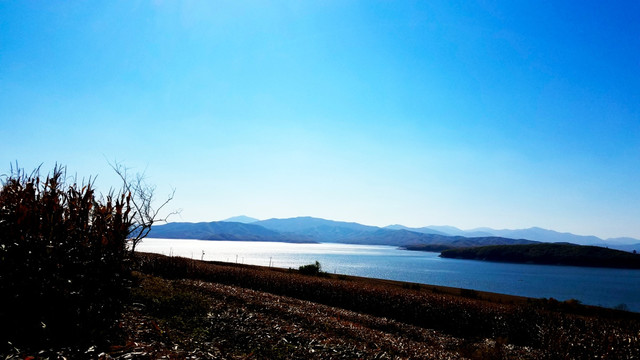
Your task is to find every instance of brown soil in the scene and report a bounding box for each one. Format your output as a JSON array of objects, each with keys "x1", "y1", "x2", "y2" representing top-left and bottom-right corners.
[
  {"x1": 110, "y1": 274, "x2": 541, "y2": 359},
  {"x1": 97, "y1": 254, "x2": 638, "y2": 359}
]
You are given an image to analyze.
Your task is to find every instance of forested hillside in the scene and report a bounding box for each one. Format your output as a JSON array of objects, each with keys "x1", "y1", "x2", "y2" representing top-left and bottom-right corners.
[{"x1": 440, "y1": 243, "x2": 640, "y2": 269}]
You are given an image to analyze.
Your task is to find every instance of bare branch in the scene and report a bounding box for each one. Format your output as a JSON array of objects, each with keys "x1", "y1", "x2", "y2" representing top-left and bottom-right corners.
[{"x1": 109, "y1": 161, "x2": 180, "y2": 253}]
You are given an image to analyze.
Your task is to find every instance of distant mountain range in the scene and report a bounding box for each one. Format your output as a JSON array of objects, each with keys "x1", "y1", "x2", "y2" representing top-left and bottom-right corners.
[
  {"x1": 384, "y1": 224, "x2": 640, "y2": 251},
  {"x1": 148, "y1": 216, "x2": 640, "y2": 252},
  {"x1": 146, "y1": 216, "x2": 550, "y2": 251},
  {"x1": 240, "y1": 216, "x2": 639, "y2": 249},
  {"x1": 147, "y1": 221, "x2": 311, "y2": 243}
]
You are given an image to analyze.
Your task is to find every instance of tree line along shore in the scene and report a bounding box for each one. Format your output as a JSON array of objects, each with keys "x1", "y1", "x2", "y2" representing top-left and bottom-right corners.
[{"x1": 430, "y1": 243, "x2": 640, "y2": 269}]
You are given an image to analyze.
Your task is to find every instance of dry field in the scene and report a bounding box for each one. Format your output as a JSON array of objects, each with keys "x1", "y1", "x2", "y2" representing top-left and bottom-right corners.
[
  {"x1": 101, "y1": 253, "x2": 639, "y2": 359},
  {"x1": 112, "y1": 274, "x2": 541, "y2": 359}
]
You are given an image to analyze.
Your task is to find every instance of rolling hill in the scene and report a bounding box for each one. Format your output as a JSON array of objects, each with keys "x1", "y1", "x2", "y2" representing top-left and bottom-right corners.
[
  {"x1": 397, "y1": 225, "x2": 640, "y2": 252},
  {"x1": 149, "y1": 217, "x2": 540, "y2": 249},
  {"x1": 147, "y1": 216, "x2": 639, "y2": 252},
  {"x1": 147, "y1": 221, "x2": 313, "y2": 243},
  {"x1": 255, "y1": 216, "x2": 379, "y2": 241},
  {"x1": 473, "y1": 228, "x2": 640, "y2": 252}
]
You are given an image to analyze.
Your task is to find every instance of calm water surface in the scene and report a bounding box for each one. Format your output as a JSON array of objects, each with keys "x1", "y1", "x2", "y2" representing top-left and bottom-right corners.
[{"x1": 138, "y1": 239, "x2": 640, "y2": 312}]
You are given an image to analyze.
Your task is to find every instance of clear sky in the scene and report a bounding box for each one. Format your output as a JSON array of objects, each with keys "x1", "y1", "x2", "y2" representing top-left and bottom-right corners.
[{"x1": 1, "y1": 1, "x2": 639, "y2": 239}]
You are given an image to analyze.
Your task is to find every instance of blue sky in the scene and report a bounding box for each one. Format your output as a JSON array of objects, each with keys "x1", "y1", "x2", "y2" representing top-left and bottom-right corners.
[{"x1": 1, "y1": 1, "x2": 639, "y2": 239}]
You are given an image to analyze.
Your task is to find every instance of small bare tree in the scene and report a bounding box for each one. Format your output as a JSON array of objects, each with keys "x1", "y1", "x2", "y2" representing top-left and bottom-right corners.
[{"x1": 110, "y1": 162, "x2": 179, "y2": 253}]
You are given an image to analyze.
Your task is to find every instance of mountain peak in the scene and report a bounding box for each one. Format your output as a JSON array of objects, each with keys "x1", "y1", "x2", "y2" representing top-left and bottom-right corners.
[{"x1": 222, "y1": 215, "x2": 259, "y2": 224}]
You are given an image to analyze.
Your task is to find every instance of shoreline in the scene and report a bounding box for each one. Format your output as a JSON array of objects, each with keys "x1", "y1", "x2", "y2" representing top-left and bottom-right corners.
[
  {"x1": 197, "y1": 257, "x2": 639, "y2": 316},
  {"x1": 127, "y1": 252, "x2": 640, "y2": 358},
  {"x1": 136, "y1": 240, "x2": 640, "y2": 312}
]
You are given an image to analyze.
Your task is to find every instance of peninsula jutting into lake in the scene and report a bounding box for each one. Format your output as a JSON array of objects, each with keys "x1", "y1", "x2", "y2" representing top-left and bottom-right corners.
[{"x1": 434, "y1": 243, "x2": 640, "y2": 269}]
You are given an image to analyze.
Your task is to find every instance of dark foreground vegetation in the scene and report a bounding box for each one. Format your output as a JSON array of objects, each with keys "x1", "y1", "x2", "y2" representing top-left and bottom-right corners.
[
  {"x1": 0, "y1": 166, "x2": 133, "y2": 352},
  {"x1": 440, "y1": 243, "x2": 640, "y2": 269},
  {"x1": 2, "y1": 166, "x2": 639, "y2": 359}
]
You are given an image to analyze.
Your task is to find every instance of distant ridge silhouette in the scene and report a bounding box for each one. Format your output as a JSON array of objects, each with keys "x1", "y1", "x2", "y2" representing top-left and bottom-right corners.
[
  {"x1": 149, "y1": 216, "x2": 640, "y2": 252},
  {"x1": 222, "y1": 215, "x2": 260, "y2": 224}
]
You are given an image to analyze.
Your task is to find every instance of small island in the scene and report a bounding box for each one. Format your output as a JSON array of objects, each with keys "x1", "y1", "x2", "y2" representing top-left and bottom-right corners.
[{"x1": 439, "y1": 243, "x2": 640, "y2": 269}]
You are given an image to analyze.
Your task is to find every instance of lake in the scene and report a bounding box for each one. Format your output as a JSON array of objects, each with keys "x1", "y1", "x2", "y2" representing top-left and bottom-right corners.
[{"x1": 137, "y1": 239, "x2": 640, "y2": 312}]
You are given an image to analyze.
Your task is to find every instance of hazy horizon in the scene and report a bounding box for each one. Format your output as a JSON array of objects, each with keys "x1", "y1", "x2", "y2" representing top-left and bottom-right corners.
[
  {"x1": 2, "y1": 1, "x2": 639, "y2": 239},
  {"x1": 197, "y1": 214, "x2": 640, "y2": 242}
]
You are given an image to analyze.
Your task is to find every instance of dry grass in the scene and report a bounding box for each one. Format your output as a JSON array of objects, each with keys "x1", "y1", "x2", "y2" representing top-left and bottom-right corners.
[
  {"x1": 124, "y1": 252, "x2": 639, "y2": 359},
  {"x1": 111, "y1": 273, "x2": 541, "y2": 359},
  {"x1": 7, "y1": 252, "x2": 636, "y2": 359}
]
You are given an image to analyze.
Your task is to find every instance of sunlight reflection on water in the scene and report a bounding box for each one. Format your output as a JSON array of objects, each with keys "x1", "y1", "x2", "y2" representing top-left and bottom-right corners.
[{"x1": 138, "y1": 239, "x2": 640, "y2": 312}]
